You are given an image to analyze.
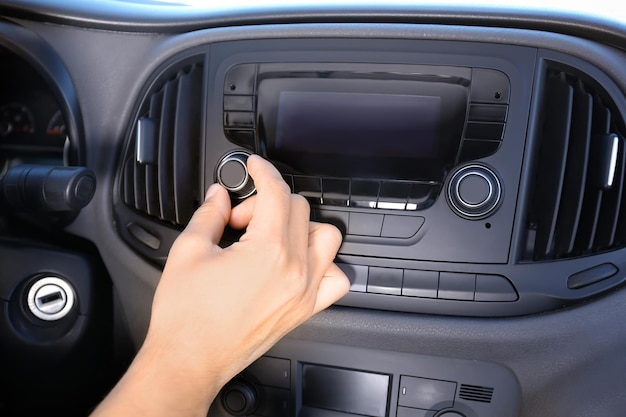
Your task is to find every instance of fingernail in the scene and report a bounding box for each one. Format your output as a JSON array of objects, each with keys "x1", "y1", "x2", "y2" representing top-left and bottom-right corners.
[{"x1": 204, "y1": 183, "x2": 220, "y2": 201}]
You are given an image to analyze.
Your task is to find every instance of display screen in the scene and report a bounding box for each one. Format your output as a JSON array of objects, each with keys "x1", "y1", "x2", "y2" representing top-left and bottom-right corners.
[
  {"x1": 257, "y1": 71, "x2": 468, "y2": 181},
  {"x1": 276, "y1": 92, "x2": 441, "y2": 159}
]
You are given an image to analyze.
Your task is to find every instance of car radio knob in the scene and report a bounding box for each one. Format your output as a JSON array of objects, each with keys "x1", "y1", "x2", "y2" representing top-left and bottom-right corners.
[
  {"x1": 216, "y1": 150, "x2": 256, "y2": 199},
  {"x1": 220, "y1": 379, "x2": 260, "y2": 416},
  {"x1": 447, "y1": 164, "x2": 502, "y2": 219}
]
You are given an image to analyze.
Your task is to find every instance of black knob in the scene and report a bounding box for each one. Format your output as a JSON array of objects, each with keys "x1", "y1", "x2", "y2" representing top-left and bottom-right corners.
[
  {"x1": 221, "y1": 379, "x2": 259, "y2": 416},
  {"x1": 216, "y1": 151, "x2": 256, "y2": 199},
  {"x1": 447, "y1": 164, "x2": 502, "y2": 219}
]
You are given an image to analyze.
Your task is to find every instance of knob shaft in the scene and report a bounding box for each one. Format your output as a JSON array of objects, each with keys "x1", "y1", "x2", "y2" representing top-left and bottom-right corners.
[
  {"x1": 216, "y1": 151, "x2": 256, "y2": 199},
  {"x1": 221, "y1": 379, "x2": 259, "y2": 416}
]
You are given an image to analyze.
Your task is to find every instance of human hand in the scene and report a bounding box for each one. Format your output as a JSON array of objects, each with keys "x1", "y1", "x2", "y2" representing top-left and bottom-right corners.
[{"x1": 91, "y1": 155, "x2": 350, "y2": 417}]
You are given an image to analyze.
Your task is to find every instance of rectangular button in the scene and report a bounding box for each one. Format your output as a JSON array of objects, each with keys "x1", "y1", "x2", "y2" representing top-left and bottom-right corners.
[
  {"x1": 378, "y1": 181, "x2": 410, "y2": 209},
  {"x1": 314, "y1": 209, "x2": 349, "y2": 234},
  {"x1": 224, "y1": 111, "x2": 255, "y2": 128},
  {"x1": 293, "y1": 176, "x2": 322, "y2": 203},
  {"x1": 398, "y1": 376, "x2": 456, "y2": 410},
  {"x1": 322, "y1": 178, "x2": 350, "y2": 206},
  {"x1": 381, "y1": 215, "x2": 424, "y2": 239},
  {"x1": 458, "y1": 139, "x2": 500, "y2": 163},
  {"x1": 350, "y1": 180, "x2": 380, "y2": 208},
  {"x1": 224, "y1": 64, "x2": 256, "y2": 95},
  {"x1": 407, "y1": 183, "x2": 435, "y2": 210},
  {"x1": 336, "y1": 263, "x2": 369, "y2": 292},
  {"x1": 368, "y1": 267, "x2": 403, "y2": 295},
  {"x1": 348, "y1": 212, "x2": 384, "y2": 236},
  {"x1": 246, "y1": 357, "x2": 291, "y2": 389},
  {"x1": 224, "y1": 129, "x2": 255, "y2": 148},
  {"x1": 464, "y1": 122, "x2": 505, "y2": 141},
  {"x1": 469, "y1": 104, "x2": 508, "y2": 122},
  {"x1": 438, "y1": 272, "x2": 476, "y2": 301},
  {"x1": 224, "y1": 95, "x2": 254, "y2": 111},
  {"x1": 256, "y1": 386, "x2": 290, "y2": 417},
  {"x1": 402, "y1": 270, "x2": 438, "y2": 298},
  {"x1": 396, "y1": 407, "x2": 430, "y2": 417},
  {"x1": 475, "y1": 274, "x2": 518, "y2": 302}
]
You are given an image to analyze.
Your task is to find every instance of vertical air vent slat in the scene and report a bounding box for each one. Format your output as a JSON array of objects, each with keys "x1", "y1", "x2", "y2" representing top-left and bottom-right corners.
[
  {"x1": 145, "y1": 92, "x2": 164, "y2": 218},
  {"x1": 526, "y1": 64, "x2": 626, "y2": 261},
  {"x1": 119, "y1": 57, "x2": 205, "y2": 228},
  {"x1": 158, "y1": 80, "x2": 179, "y2": 223},
  {"x1": 553, "y1": 83, "x2": 592, "y2": 258},
  {"x1": 574, "y1": 104, "x2": 612, "y2": 253},
  {"x1": 594, "y1": 138, "x2": 625, "y2": 249},
  {"x1": 122, "y1": 156, "x2": 135, "y2": 206},
  {"x1": 533, "y1": 74, "x2": 574, "y2": 259},
  {"x1": 172, "y1": 65, "x2": 203, "y2": 225}
]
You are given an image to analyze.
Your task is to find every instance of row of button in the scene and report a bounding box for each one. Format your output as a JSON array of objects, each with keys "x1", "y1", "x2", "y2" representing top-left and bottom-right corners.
[
  {"x1": 283, "y1": 174, "x2": 438, "y2": 211},
  {"x1": 313, "y1": 209, "x2": 425, "y2": 239},
  {"x1": 337, "y1": 263, "x2": 518, "y2": 302}
]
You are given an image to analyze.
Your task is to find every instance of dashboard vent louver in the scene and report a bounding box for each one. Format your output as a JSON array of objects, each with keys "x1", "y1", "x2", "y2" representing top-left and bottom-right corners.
[
  {"x1": 121, "y1": 60, "x2": 204, "y2": 226},
  {"x1": 459, "y1": 384, "x2": 494, "y2": 403},
  {"x1": 527, "y1": 65, "x2": 626, "y2": 261}
]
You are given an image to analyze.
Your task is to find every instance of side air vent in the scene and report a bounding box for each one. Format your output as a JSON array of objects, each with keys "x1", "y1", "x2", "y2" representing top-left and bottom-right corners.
[
  {"x1": 526, "y1": 64, "x2": 626, "y2": 261},
  {"x1": 121, "y1": 59, "x2": 204, "y2": 226},
  {"x1": 459, "y1": 384, "x2": 494, "y2": 403}
]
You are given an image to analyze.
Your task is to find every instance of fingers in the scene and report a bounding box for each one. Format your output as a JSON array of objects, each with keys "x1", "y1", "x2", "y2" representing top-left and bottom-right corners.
[
  {"x1": 244, "y1": 155, "x2": 294, "y2": 237},
  {"x1": 182, "y1": 183, "x2": 231, "y2": 246},
  {"x1": 312, "y1": 263, "x2": 351, "y2": 314}
]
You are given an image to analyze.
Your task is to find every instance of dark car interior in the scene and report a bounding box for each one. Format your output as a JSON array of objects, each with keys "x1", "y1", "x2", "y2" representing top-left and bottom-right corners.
[{"x1": 1, "y1": 1, "x2": 626, "y2": 416}]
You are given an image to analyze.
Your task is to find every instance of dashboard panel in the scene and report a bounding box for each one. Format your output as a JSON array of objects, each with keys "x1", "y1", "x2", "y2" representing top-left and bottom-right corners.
[{"x1": 1, "y1": 1, "x2": 626, "y2": 416}]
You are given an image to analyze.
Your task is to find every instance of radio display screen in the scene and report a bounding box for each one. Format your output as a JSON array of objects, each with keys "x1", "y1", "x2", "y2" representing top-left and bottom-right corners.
[
  {"x1": 257, "y1": 70, "x2": 469, "y2": 181},
  {"x1": 276, "y1": 92, "x2": 441, "y2": 159}
]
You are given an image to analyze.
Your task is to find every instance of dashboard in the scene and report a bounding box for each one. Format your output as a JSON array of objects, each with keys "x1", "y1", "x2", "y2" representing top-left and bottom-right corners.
[{"x1": 1, "y1": 1, "x2": 626, "y2": 416}]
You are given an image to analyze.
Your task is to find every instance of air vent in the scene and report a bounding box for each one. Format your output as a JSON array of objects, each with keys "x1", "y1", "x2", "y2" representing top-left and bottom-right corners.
[
  {"x1": 526, "y1": 65, "x2": 626, "y2": 261},
  {"x1": 459, "y1": 384, "x2": 494, "y2": 403},
  {"x1": 121, "y1": 59, "x2": 204, "y2": 226}
]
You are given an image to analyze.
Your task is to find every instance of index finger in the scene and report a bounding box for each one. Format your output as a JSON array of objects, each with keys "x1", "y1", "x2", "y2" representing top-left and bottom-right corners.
[{"x1": 244, "y1": 155, "x2": 294, "y2": 235}]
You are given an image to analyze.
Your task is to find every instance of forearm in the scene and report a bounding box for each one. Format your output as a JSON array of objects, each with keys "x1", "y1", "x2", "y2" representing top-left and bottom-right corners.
[{"x1": 91, "y1": 337, "x2": 222, "y2": 417}]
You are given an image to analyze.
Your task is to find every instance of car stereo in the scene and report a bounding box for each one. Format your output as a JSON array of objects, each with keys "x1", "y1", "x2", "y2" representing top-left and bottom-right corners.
[{"x1": 222, "y1": 62, "x2": 510, "y2": 212}]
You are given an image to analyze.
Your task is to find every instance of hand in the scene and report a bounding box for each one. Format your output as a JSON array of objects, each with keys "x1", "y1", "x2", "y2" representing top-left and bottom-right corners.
[{"x1": 91, "y1": 155, "x2": 350, "y2": 417}]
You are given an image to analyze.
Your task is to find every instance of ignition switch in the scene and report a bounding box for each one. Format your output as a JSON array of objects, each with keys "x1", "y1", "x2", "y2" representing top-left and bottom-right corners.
[{"x1": 26, "y1": 276, "x2": 76, "y2": 321}]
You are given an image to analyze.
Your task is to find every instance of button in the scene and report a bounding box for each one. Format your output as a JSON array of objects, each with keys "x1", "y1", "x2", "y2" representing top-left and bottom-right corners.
[
  {"x1": 224, "y1": 112, "x2": 255, "y2": 128},
  {"x1": 396, "y1": 407, "x2": 430, "y2": 417},
  {"x1": 381, "y1": 215, "x2": 424, "y2": 238},
  {"x1": 567, "y1": 263, "x2": 619, "y2": 289},
  {"x1": 447, "y1": 165, "x2": 502, "y2": 219},
  {"x1": 464, "y1": 122, "x2": 505, "y2": 141},
  {"x1": 438, "y1": 272, "x2": 476, "y2": 301},
  {"x1": 378, "y1": 181, "x2": 410, "y2": 210},
  {"x1": 458, "y1": 140, "x2": 500, "y2": 162},
  {"x1": 398, "y1": 376, "x2": 456, "y2": 410},
  {"x1": 402, "y1": 270, "x2": 438, "y2": 298},
  {"x1": 471, "y1": 68, "x2": 510, "y2": 104},
  {"x1": 293, "y1": 176, "x2": 322, "y2": 203},
  {"x1": 367, "y1": 267, "x2": 403, "y2": 295},
  {"x1": 245, "y1": 357, "x2": 291, "y2": 389},
  {"x1": 224, "y1": 95, "x2": 254, "y2": 111},
  {"x1": 256, "y1": 386, "x2": 290, "y2": 417},
  {"x1": 336, "y1": 263, "x2": 369, "y2": 292},
  {"x1": 475, "y1": 274, "x2": 518, "y2": 302},
  {"x1": 314, "y1": 209, "x2": 349, "y2": 234},
  {"x1": 224, "y1": 64, "x2": 256, "y2": 95},
  {"x1": 468, "y1": 104, "x2": 508, "y2": 122},
  {"x1": 224, "y1": 129, "x2": 255, "y2": 149},
  {"x1": 407, "y1": 183, "x2": 435, "y2": 210},
  {"x1": 348, "y1": 212, "x2": 384, "y2": 236},
  {"x1": 350, "y1": 179, "x2": 380, "y2": 208},
  {"x1": 322, "y1": 178, "x2": 350, "y2": 206}
]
